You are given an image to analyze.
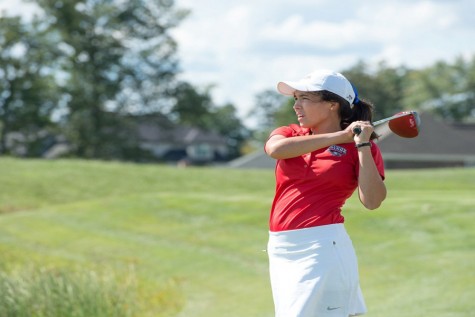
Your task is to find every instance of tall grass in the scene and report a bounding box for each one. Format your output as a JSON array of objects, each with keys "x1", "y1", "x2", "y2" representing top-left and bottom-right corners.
[
  {"x1": 0, "y1": 264, "x2": 184, "y2": 317},
  {"x1": 0, "y1": 267, "x2": 135, "y2": 317}
]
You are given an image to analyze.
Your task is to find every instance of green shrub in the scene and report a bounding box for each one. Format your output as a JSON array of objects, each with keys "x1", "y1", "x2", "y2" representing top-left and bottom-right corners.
[{"x1": 0, "y1": 267, "x2": 135, "y2": 317}]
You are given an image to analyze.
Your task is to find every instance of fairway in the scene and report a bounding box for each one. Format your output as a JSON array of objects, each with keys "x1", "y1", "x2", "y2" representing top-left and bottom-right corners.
[{"x1": 0, "y1": 158, "x2": 474, "y2": 317}]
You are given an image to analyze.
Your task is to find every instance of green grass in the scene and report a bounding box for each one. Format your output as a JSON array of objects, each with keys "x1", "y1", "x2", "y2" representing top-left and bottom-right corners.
[
  {"x1": 0, "y1": 158, "x2": 474, "y2": 317},
  {"x1": 0, "y1": 267, "x2": 136, "y2": 317}
]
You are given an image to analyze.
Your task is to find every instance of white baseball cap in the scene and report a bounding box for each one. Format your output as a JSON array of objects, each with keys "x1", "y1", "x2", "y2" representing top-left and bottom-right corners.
[{"x1": 277, "y1": 69, "x2": 356, "y2": 104}]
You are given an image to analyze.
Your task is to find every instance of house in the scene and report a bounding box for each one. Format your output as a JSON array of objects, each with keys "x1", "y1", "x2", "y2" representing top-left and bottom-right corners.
[
  {"x1": 136, "y1": 114, "x2": 229, "y2": 164},
  {"x1": 228, "y1": 112, "x2": 475, "y2": 169},
  {"x1": 376, "y1": 112, "x2": 475, "y2": 168},
  {"x1": 40, "y1": 114, "x2": 229, "y2": 164}
]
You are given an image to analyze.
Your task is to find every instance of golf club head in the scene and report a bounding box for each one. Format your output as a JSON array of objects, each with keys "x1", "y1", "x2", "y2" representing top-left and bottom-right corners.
[{"x1": 388, "y1": 111, "x2": 421, "y2": 138}]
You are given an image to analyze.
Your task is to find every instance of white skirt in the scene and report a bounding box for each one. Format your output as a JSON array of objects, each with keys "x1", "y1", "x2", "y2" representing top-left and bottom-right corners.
[{"x1": 267, "y1": 224, "x2": 367, "y2": 317}]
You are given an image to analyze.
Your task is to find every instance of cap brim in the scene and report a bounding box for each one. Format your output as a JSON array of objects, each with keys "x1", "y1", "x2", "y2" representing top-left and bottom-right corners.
[
  {"x1": 277, "y1": 81, "x2": 322, "y2": 96},
  {"x1": 277, "y1": 81, "x2": 298, "y2": 95}
]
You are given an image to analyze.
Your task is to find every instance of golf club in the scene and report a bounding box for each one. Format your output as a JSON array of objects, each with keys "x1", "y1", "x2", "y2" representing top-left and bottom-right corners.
[{"x1": 353, "y1": 111, "x2": 421, "y2": 138}]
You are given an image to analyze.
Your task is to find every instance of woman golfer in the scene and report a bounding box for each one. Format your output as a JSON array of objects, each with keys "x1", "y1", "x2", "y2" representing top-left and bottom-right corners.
[{"x1": 265, "y1": 69, "x2": 386, "y2": 317}]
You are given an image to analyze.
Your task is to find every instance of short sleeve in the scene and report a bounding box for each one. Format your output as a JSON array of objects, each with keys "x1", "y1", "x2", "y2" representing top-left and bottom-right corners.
[
  {"x1": 264, "y1": 124, "x2": 310, "y2": 154},
  {"x1": 269, "y1": 126, "x2": 295, "y2": 138}
]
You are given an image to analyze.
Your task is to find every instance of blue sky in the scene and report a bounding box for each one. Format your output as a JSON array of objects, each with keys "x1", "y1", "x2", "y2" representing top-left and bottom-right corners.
[{"x1": 2, "y1": 0, "x2": 475, "y2": 127}]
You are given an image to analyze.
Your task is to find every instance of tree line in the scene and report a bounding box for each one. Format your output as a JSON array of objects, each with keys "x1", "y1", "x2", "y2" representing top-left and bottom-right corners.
[{"x1": 1, "y1": 0, "x2": 474, "y2": 161}]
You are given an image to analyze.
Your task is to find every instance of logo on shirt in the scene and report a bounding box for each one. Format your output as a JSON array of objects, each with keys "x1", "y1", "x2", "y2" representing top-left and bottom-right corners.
[{"x1": 327, "y1": 145, "x2": 347, "y2": 157}]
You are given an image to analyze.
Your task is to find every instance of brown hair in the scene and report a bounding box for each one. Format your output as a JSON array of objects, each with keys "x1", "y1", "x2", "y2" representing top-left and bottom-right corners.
[{"x1": 312, "y1": 90, "x2": 378, "y2": 140}]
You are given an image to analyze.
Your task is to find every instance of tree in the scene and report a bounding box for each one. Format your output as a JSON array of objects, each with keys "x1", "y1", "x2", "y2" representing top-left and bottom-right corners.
[
  {"x1": 273, "y1": 98, "x2": 297, "y2": 127},
  {"x1": 0, "y1": 16, "x2": 61, "y2": 156},
  {"x1": 247, "y1": 89, "x2": 292, "y2": 142},
  {"x1": 405, "y1": 56, "x2": 475, "y2": 122},
  {"x1": 31, "y1": 0, "x2": 188, "y2": 159},
  {"x1": 249, "y1": 89, "x2": 288, "y2": 129},
  {"x1": 210, "y1": 103, "x2": 250, "y2": 159},
  {"x1": 343, "y1": 61, "x2": 408, "y2": 120},
  {"x1": 171, "y1": 82, "x2": 249, "y2": 159},
  {"x1": 171, "y1": 82, "x2": 214, "y2": 129}
]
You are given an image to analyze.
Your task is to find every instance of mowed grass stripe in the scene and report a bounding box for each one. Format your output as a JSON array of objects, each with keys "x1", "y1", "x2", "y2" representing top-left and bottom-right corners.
[{"x1": 344, "y1": 179, "x2": 474, "y2": 317}]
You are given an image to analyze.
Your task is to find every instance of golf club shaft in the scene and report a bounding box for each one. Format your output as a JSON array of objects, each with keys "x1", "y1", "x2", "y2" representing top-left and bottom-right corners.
[{"x1": 352, "y1": 112, "x2": 412, "y2": 135}]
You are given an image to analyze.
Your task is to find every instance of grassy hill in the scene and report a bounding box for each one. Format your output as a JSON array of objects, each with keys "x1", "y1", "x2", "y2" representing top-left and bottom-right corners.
[{"x1": 0, "y1": 158, "x2": 473, "y2": 317}]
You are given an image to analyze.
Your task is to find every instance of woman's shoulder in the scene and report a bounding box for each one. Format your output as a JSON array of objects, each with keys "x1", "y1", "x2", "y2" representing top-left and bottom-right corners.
[{"x1": 270, "y1": 124, "x2": 310, "y2": 138}]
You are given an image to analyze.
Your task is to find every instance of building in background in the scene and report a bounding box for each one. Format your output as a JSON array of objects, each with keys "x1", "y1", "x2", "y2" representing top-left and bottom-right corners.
[
  {"x1": 135, "y1": 114, "x2": 229, "y2": 165},
  {"x1": 39, "y1": 114, "x2": 229, "y2": 165}
]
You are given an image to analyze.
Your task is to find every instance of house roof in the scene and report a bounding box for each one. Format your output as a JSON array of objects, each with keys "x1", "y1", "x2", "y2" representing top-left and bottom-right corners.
[
  {"x1": 135, "y1": 114, "x2": 227, "y2": 145},
  {"x1": 375, "y1": 112, "x2": 475, "y2": 156},
  {"x1": 228, "y1": 150, "x2": 276, "y2": 169}
]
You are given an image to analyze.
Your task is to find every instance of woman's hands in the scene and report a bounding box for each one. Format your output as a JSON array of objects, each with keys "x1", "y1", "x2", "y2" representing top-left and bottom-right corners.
[{"x1": 346, "y1": 121, "x2": 373, "y2": 143}]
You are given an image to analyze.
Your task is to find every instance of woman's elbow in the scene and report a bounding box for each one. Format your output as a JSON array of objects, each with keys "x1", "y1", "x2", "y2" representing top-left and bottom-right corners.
[
  {"x1": 361, "y1": 190, "x2": 387, "y2": 210},
  {"x1": 363, "y1": 200, "x2": 383, "y2": 210},
  {"x1": 265, "y1": 144, "x2": 284, "y2": 159}
]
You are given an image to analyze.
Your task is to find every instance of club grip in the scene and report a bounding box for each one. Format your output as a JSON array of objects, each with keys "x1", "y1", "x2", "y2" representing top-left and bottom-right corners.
[{"x1": 353, "y1": 126, "x2": 362, "y2": 135}]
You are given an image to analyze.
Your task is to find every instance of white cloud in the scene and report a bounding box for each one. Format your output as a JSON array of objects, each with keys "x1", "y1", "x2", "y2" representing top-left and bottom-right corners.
[
  {"x1": 259, "y1": 16, "x2": 366, "y2": 50},
  {"x1": 173, "y1": 0, "x2": 475, "y2": 126}
]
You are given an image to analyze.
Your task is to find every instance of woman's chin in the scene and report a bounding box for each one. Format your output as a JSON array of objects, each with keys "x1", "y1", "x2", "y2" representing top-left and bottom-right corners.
[{"x1": 297, "y1": 118, "x2": 306, "y2": 126}]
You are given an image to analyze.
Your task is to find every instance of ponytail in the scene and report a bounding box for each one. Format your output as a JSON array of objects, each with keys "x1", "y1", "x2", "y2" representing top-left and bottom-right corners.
[
  {"x1": 316, "y1": 90, "x2": 378, "y2": 140},
  {"x1": 342, "y1": 98, "x2": 378, "y2": 140}
]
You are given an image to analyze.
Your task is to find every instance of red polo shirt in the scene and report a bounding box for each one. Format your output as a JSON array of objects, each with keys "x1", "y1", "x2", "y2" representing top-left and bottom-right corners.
[{"x1": 267, "y1": 124, "x2": 385, "y2": 232}]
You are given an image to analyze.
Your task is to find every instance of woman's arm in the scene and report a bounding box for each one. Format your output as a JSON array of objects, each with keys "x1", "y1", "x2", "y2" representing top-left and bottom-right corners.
[
  {"x1": 356, "y1": 146, "x2": 387, "y2": 209},
  {"x1": 347, "y1": 121, "x2": 387, "y2": 209},
  {"x1": 265, "y1": 130, "x2": 351, "y2": 159}
]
